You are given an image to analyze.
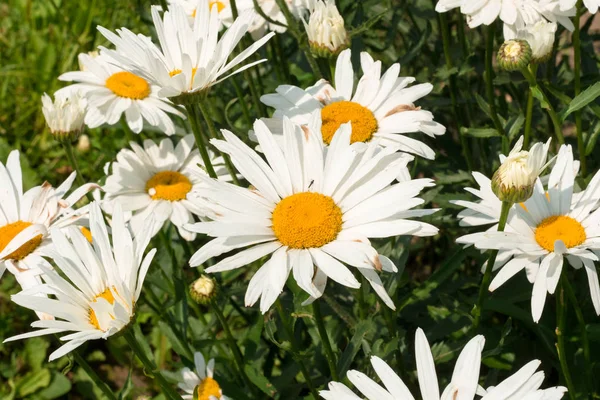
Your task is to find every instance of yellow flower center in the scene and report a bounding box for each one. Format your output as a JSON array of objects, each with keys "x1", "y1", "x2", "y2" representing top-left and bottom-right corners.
[
  {"x1": 534, "y1": 215, "x2": 586, "y2": 252},
  {"x1": 192, "y1": 1, "x2": 226, "y2": 17},
  {"x1": 271, "y1": 192, "x2": 342, "y2": 249},
  {"x1": 320, "y1": 101, "x2": 378, "y2": 145},
  {"x1": 80, "y1": 227, "x2": 93, "y2": 243},
  {"x1": 0, "y1": 221, "x2": 43, "y2": 261},
  {"x1": 505, "y1": 41, "x2": 524, "y2": 58},
  {"x1": 145, "y1": 171, "x2": 192, "y2": 202},
  {"x1": 89, "y1": 288, "x2": 116, "y2": 330},
  {"x1": 105, "y1": 71, "x2": 151, "y2": 100},
  {"x1": 194, "y1": 377, "x2": 221, "y2": 400}
]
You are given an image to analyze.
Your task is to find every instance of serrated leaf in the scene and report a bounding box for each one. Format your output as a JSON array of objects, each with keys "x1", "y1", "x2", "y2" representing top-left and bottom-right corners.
[
  {"x1": 561, "y1": 81, "x2": 600, "y2": 120},
  {"x1": 336, "y1": 320, "x2": 374, "y2": 378}
]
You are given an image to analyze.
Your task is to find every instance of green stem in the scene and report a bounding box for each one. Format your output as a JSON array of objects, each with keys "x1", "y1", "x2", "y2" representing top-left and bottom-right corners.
[
  {"x1": 231, "y1": 76, "x2": 253, "y2": 127},
  {"x1": 473, "y1": 201, "x2": 511, "y2": 330},
  {"x1": 72, "y1": 349, "x2": 118, "y2": 400},
  {"x1": 556, "y1": 274, "x2": 576, "y2": 400},
  {"x1": 123, "y1": 329, "x2": 183, "y2": 400},
  {"x1": 439, "y1": 12, "x2": 473, "y2": 171},
  {"x1": 275, "y1": 300, "x2": 319, "y2": 399},
  {"x1": 311, "y1": 301, "x2": 339, "y2": 381},
  {"x1": 520, "y1": 67, "x2": 565, "y2": 145},
  {"x1": 63, "y1": 140, "x2": 86, "y2": 187},
  {"x1": 524, "y1": 87, "x2": 534, "y2": 148},
  {"x1": 209, "y1": 298, "x2": 256, "y2": 395},
  {"x1": 197, "y1": 100, "x2": 241, "y2": 185},
  {"x1": 563, "y1": 276, "x2": 592, "y2": 395},
  {"x1": 184, "y1": 104, "x2": 218, "y2": 178},
  {"x1": 485, "y1": 24, "x2": 508, "y2": 153},
  {"x1": 574, "y1": 1, "x2": 586, "y2": 177}
]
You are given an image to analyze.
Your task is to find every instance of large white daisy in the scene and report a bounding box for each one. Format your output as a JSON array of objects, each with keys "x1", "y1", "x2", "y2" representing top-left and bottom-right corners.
[
  {"x1": 97, "y1": 3, "x2": 274, "y2": 100},
  {"x1": 178, "y1": 351, "x2": 231, "y2": 400},
  {"x1": 260, "y1": 49, "x2": 446, "y2": 160},
  {"x1": 458, "y1": 145, "x2": 600, "y2": 322},
  {"x1": 103, "y1": 134, "x2": 230, "y2": 240},
  {"x1": 57, "y1": 53, "x2": 184, "y2": 135},
  {"x1": 4, "y1": 202, "x2": 155, "y2": 360},
  {"x1": 186, "y1": 118, "x2": 438, "y2": 313},
  {"x1": 0, "y1": 151, "x2": 96, "y2": 299},
  {"x1": 320, "y1": 328, "x2": 566, "y2": 400}
]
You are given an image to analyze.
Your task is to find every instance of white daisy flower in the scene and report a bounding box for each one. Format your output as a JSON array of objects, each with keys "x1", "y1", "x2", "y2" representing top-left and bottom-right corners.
[
  {"x1": 166, "y1": 0, "x2": 239, "y2": 27},
  {"x1": 235, "y1": 0, "x2": 311, "y2": 39},
  {"x1": 507, "y1": 20, "x2": 557, "y2": 63},
  {"x1": 320, "y1": 328, "x2": 566, "y2": 400},
  {"x1": 557, "y1": 0, "x2": 600, "y2": 13},
  {"x1": 57, "y1": 53, "x2": 184, "y2": 135},
  {"x1": 102, "y1": 134, "x2": 229, "y2": 241},
  {"x1": 41, "y1": 91, "x2": 86, "y2": 141},
  {"x1": 4, "y1": 202, "x2": 156, "y2": 361},
  {"x1": 186, "y1": 118, "x2": 438, "y2": 313},
  {"x1": 0, "y1": 151, "x2": 96, "y2": 300},
  {"x1": 97, "y1": 3, "x2": 274, "y2": 101},
  {"x1": 261, "y1": 49, "x2": 446, "y2": 160},
  {"x1": 178, "y1": 351, "x2": 230, "y2": 400},
  {"x1": 458, "y1": 145, "x2": 600, "y2": 322},
  {"x1": 304, "y1": 0, "x2": 348, "y2": 56}
]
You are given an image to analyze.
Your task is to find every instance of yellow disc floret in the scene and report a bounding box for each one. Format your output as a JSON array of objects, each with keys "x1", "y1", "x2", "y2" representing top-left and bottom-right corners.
[
  {"x1": 534, "y1": 215, "x2": 586, "y2": 252},
  {"x1": 0, "y1": 221, "x2": 43, "y2": 261},
  {"x1": 105, "y1": 71, "x2": 151, "y2": 100},
  {"x1": 320, "y1": 101, "x2": 378, "y2": 144},
  {"x1": 272, "y1": 192, "x2": 343, "y2": 249},
  {"x1": 89, "y1": 288, "x2": 116, "y2": 330},
  {"x1": 194, "y1": 377, "x2": 221, "y2": 400},
  {"x1": 80, "y1": 227, "x2": 93, "y2": 243},
  {"x1": 146, "y1": 171, "x2": 192, "y2": 202}
]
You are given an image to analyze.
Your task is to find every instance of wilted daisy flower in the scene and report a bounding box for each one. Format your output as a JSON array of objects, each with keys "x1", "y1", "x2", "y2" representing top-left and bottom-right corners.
[
  {"x1": 261, "y1": 49, "x2": 445, "y2": 160},
  {"x1": 4, "y1": 202, "x2": 155, "y2": 360},
  {"x1": 98, "y1": 3, "x2": 274, "y2": 103},
  {"x1": 186, "y1": 118, "x2": 438, "y2": 313},
  {"x1": 57, "y1": 53, "x2": 184, "y2": 135},
  {"x1": 304, "y1": 0, "x2": 348, "y2": 57},
  {"x1": 458, "y1": 145, "x2": 600, "y2": 322},
  {"x1": 41, "y1": 91, "x2": 86, "y2": 142},
  {"x1": 508, "y1": 20, "x2": 557, "y2": 63},
  {"x1": 491, "y1": 136, "x2": 552, "y2": 203},
  {"x1": 321, "y1": 328, "x2": 566, "y2": 400},
  {"x1": 0, "y1": 151, "x2": 96, "y2": 298},
  {"x1": 103, "y1": 134, "x2": 229, "y2": 240},
  {"x1": 178, "y1": 351, "x2": 230, "y2": 400}
]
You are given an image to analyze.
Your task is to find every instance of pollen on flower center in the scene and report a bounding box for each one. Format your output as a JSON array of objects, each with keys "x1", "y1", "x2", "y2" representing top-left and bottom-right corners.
[
  {"x1": 194, "y1": 377, "x2": 221, "y2": 400},
  {"x1": 0, "y1": 221, "x2": 43, "y2": 261},
  {"x1": 320, "y1": 101, "x2": 378, "y2": 145},
  {"x1": 145, "y1": 171, "x2": 192, "y2": 201},
  {"x1": 271, "y1": 192, "x2": 342, "y2": 249},
  {"x1": 534, "y1": 215, "x2": 586, "y2": 252},
  {"x1": 105, "y1": 71, "x2": 151, "y2": 100},
  {"x1": 89, "y1": 287, "x2": 117, "y2": 330}
]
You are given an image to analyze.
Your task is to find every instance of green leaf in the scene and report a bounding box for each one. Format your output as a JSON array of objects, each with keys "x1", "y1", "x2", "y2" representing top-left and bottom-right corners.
[
  {"x1": 461, "y1": 127, "x2": 501, "y2": 138},
  {"x1": 474, "y1": 93, "x2": 492, "y2": 120},
  {"x1": 506, "y1": 114, "x2": 525, "y2": 141},
  {"x1": 24, "y1": 337, "x2": 49, "y2": 372},
  {"x1": 245, "y1": 364, "x2": 277, "y2": 398},
  {"x1": 336, "y1": 320, "x2": 374, "y2": 378},
  {"x1": 585, "y1": 125, "x2": 600, "y2": 156},
  {"x1": 36, "y1": 371, "x2": 71, "y2": 400},
  {"x1": 561, "y1": 81, "x2": 600, "y2": 120},
  {"x1": 16, "y1": 368, "x2": 51, "y2": 397},
  {"x1": 531, "y1": 87, "x2": 550, "y2": 109},
  {"x1": 158, "y1": 320, "x2": 193, "y2": 360}
]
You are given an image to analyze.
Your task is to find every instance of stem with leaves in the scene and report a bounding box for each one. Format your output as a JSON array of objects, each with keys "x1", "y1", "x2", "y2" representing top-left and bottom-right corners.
[
  {"x1": 556, "y1": 274, "x2": 576, "y2": 400},
  {"x1": 63, "y1": 140, "x2": 86, "y2": 187},
  {"x1": 71, "y1": 349, "x2": 118, "y2": 400},
  {"x1": 184, "y1": 104, "x2": 218, "y2": 179},
  {"x1": 312, "y1": 300, "x2": 339, "y2": 381},
  {"x1": 574, "y1": 1, "x2": 586, "y2": 177}
]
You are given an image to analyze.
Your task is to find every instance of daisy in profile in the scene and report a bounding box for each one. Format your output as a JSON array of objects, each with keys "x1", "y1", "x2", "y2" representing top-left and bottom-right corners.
[
  {"x1": 320, "y1": 328, "x2": 566, "y2": 400},
  {"x1": 103, "y1": 134, "x2": 229, "y2": 240},
  {"x1": 458, "y1": 145, "x2": 600, "y2": 322},
  {"x1": 97, "y1": 3, "x2": 274, "y2": 102},
  {"x1": 41, "y1": 91, "x2": 86, "y2": 143},
  {"x1": 0, "y1": 151, "x2": 96, "y2": 297},
  {"x1": 56, "y1": 53, "x2": 184, "y2": 135},
  {"x1": 178, "y1": 351, "x2": 230, "y2": 400},
  {"x1": 261, "y1": 49, "x2": 445, "y2": 160},
  {"x1": 4, "y1": 202, "x2": 155, "y2": 360},
  {"x1": 186, "y1": 118, "x2": 438, "y2": 313}
]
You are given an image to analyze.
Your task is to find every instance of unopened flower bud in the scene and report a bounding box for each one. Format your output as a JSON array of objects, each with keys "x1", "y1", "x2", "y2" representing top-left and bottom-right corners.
[
  {"x1": 41, "y1": 92, "x2": 86, "y2": 143},
  {"x1": 515, "y1": 21, "x2": 557, "y2": 64},
  {"x1": 304, "y1": 0, "x2": 349, "y2": 57},
  {"x1": 190, "y1": 275, "x2": 217, "y2": 304},
  {"x1": 491, "y1": 136, "x2": 551, "y2": 204},
  {"x1": 497, "y1": 39, "x2": 532, "y2": 71}
]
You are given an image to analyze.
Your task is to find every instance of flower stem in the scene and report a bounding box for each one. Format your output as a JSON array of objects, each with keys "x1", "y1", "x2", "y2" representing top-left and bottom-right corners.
[
  {"x1": 275, "y1": 299, "x2": 319, "y2": 399},
  {"x1": 473, "y1": 200, "x2": 511, "y2": 330},
  {"x1": 311, "y1": 300, "x2": 339, "y2": 381},
  {"x1": 184, "y1": 104, "x2": 218, "y2": 179},
  {"x1": 63, "y1": 140, "x2": 86, "y2": 187},
  {"x1": 209, "y1": 298, "x2": 257, "y2": 395},
  {"x1": 231, "y1": 76, "x2": 253, "y2": 128},
  {"x1": 197, "y1": 100, "x2": 241, "y2": 185},
  {"x1": 573, "y1": 1, "x2": 586, "y2": 177},
  {"x1": 556, "y1": 274, "x2": 576, "y2": 400},
  {"x1": 123, "y1": 328, "x2": 183, "y2": 400},
  {"x1": 71, "y1": 349, "x2": 118, "y2": 400},
  {"x1": 524, "y1": 87, "x2": 534, "y2": 148},
  {"x1": 485, "y1": 23, "x2": 508, "y2": 154}
]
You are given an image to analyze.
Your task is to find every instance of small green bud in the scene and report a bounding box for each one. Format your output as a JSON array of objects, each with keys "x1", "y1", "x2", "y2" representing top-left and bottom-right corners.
[
  {"x1": 189, "y1": 275, "x2": 217, "y2": 305},
  {"x1": 497, "y1": 39, "x2": 532, "y2": 71}
]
